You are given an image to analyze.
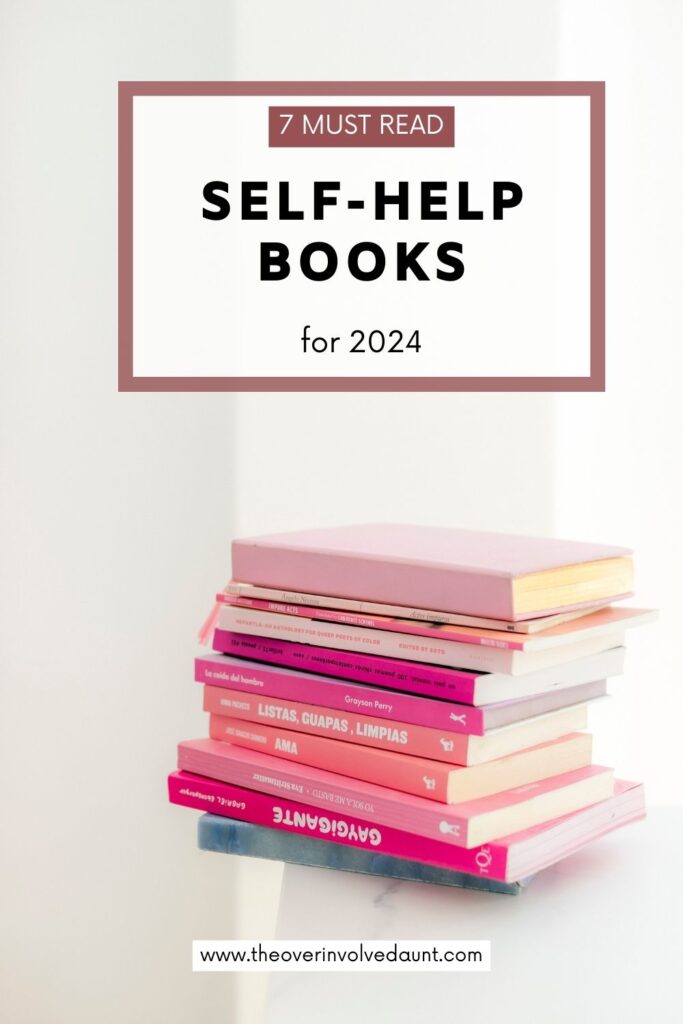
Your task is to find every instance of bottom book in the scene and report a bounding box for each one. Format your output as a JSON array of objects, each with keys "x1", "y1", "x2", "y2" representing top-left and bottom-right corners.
[
  {"x1": 169, "y1": 770, "x2": 645, "y2": 883},
  {"x1": 197, "y1": 813, "x2": 533, "y2": 894}
]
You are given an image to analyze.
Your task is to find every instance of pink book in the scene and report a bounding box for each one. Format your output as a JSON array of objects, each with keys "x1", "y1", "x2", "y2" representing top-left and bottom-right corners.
[
  {"x1": 216, "y1": 603, "x2": 625, "y2": 675},
  {"x1": 209, "y1": 633, "x2": 624, "y2": 706},
  {"x1": 168, "y1": 771, "x2": 645, "y2": 882},
  {"x1": 222, "y1": 594, "x2": 654, "y2": 652},
  {"x1": 208, "y1": 717, "x2": 592, "y2": 802},
  {"x1": 177, "y1": 737, "x2": 614, "y2": 848},
  {"x1": 226, "y1": 580, "x2": 614, "y2": 634},
  {"x1": 231, "y1": 523, "x2": 633, "y2": 621},
  {"x1": 203, "y1": 683, "x2": 591, "y2": 765},
  {"x1": 198, "y1": 652, "x2": 608, "y2": 735}
]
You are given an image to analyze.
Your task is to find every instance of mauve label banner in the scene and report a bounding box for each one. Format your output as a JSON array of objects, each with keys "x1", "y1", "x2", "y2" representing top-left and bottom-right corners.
[
  {"x1": 268, "y1": 106, "x2": 455, "y2": 147},
  {"x1": 118, "y1": 82, "x2": 604, "y2": 392}
]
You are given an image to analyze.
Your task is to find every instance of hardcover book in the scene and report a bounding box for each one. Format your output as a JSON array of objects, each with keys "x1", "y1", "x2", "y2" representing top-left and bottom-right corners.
[
  {"x1": 198, "y1": 652, "x2": 608, "y2": 733},
  {"x1": 203, "y1": 684, "x2": 591, "y2": 766},
  {"x1": 231, "y1": 523, "x2": 633, "y2": 620},
  {"x1": 208, "y1": 717, "x2": 593, "y2": 802},
  {"x1": 177, "y1": 737, "x2": 614, "y2": 848},
  {"x1": 196, "y1": 813, "x2": 534, "y2": 894},
  {"x1": 211, "y1": 631, "x2": 625, "y2": 704},
  {"x1": 168, "y1": 771, "x2": 645, "y2": 883}
]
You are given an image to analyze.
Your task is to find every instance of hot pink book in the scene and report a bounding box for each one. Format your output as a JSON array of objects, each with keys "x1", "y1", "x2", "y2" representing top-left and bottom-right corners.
[
  {"x1": 231, "y1": 523, "x2": 633, "y2": 621},
  {"x1": 168, "y1": 771, "x2": 645, "y2": 882},
  {"x1": 222, "y1": 594, "x2": 654, "y2": 652},
  {"x1": 203, "y1": 683, "x2": 591, "y2": 765},
  {"x1": 208, "y1": 717, "x2": 592, "y2": 802},
  {"x1": 209, "y1": 632, "x2": 624, "y2": 706},
  {"x1": 196, "y1": 653, "x2": 608, "y2": 735},
  {"x1": 177, "y1": 737, "x2": 614, "y2": 848}
]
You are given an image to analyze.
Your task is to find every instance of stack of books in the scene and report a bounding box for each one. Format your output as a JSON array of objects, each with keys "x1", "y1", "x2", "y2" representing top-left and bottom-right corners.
[{"x1": 169, "y1": 524, "x2": 654, "y2": 894}]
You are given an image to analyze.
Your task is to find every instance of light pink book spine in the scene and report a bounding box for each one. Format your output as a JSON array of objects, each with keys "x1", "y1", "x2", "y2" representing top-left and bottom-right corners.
[
  {"x1": 226, "y1": 581, "x2": 617, "y2": 634},
  {"x1": 196, "y1": 656, "x2": 484, "y2": 734},
  {"x1": 222, "y1": 595, "x2": 655, "y2": 652},
  {"x1": 177, "y1": 737, "x2": 610, "y2": 848},
  {"x1": 203, "y1": 684, "x2": 473, "y2": 762},
  {"x1": 168, "y1": 770, "x2": 511, "y2": 879},
  {"x1": 209, "y1": 716, "x2": 590, "y2": 803},
  {"x1": 216, "y1": 604, "x2": 511, "y2": 673},
  {"x1": 219, "y1": 594, "x2": 525, "y2": 650},
  {"x1": 207, "y1": 635, "x2": 481, "y2": 708}
]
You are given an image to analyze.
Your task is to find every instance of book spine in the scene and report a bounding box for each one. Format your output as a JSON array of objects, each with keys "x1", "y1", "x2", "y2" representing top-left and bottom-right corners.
[
  {"x1": 203, "y1": 685, "x2": 472, "y2": 763},
  {"x1": 178, "y1": 742, "x2": 476, "y2": 845},
  {"x1": 168, "y1": 771, "x2": 511, "y2": 879},
  {"x1": 226, "y1": 581, "x2": 533, "y2": 632},
  {"x1": 216, "y1": 605, "x2": 509, "y2": 673},
  {"x1": 209, "y1": 714, "x2": 454, "y2": 801},
  {"x1": 179, "y1": 740, "x2": 611, "y2": 849},
  {"x1": 208, "y1": 633, "x2": 481, "y2": 709},
  {"x1": 221, "y1": 594, "x2": 524, "y2": 651}
]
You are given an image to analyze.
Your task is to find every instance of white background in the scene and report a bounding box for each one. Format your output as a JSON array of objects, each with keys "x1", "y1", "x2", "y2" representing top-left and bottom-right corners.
[
  {"x1": 1, "y1": 2, "x2": 680, "y2": 1023},
  {"x1": 133, "y1": 92, "x2": 590, "y2": 377}
]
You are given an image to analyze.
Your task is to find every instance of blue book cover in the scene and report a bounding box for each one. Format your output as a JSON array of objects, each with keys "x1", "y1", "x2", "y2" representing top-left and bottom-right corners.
[{"x1": 197, "y1": 813, "x2": 533, "y2": 895}]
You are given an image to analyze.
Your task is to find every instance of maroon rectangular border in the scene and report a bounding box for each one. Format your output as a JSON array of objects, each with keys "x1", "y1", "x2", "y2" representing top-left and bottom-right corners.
[{"x1": 118, "y1": 81, "x2": 605, "y2": 393}]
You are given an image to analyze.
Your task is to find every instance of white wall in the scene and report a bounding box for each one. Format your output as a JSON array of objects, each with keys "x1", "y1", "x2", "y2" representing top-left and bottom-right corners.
[
  {"x1": 555, "y1": 0, "x2": 682, "y2": 803},
  {"x1": 0, "y1": 2, "x2": 241, "y2": 1021}
]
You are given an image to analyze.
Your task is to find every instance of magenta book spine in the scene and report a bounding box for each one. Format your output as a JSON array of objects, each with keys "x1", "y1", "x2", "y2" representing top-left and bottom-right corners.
[
  {"x1": 195, "y1": 655, "x2": 485, "y2": 734},
  {"x1": 211, "y1": 630, "x2": 480, "y2": 706},
  {"x1": 168, "y1": 771, "x2": 510, "y2": 879}
]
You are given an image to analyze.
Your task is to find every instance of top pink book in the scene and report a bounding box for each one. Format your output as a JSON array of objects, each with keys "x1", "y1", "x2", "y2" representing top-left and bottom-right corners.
[{"x1": 231, "y1": 523, "x2": 633, "y2": 622}]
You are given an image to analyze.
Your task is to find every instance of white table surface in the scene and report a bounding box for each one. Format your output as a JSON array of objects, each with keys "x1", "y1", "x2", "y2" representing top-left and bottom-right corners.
[{"x1": 265, "y1": 808, "x2": 682, "y2": 1024}]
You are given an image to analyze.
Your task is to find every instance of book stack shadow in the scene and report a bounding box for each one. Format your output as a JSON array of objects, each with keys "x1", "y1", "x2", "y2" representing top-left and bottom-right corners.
[{"x1": 169, "y1": 524, "x2": 654, "y2": 895}]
